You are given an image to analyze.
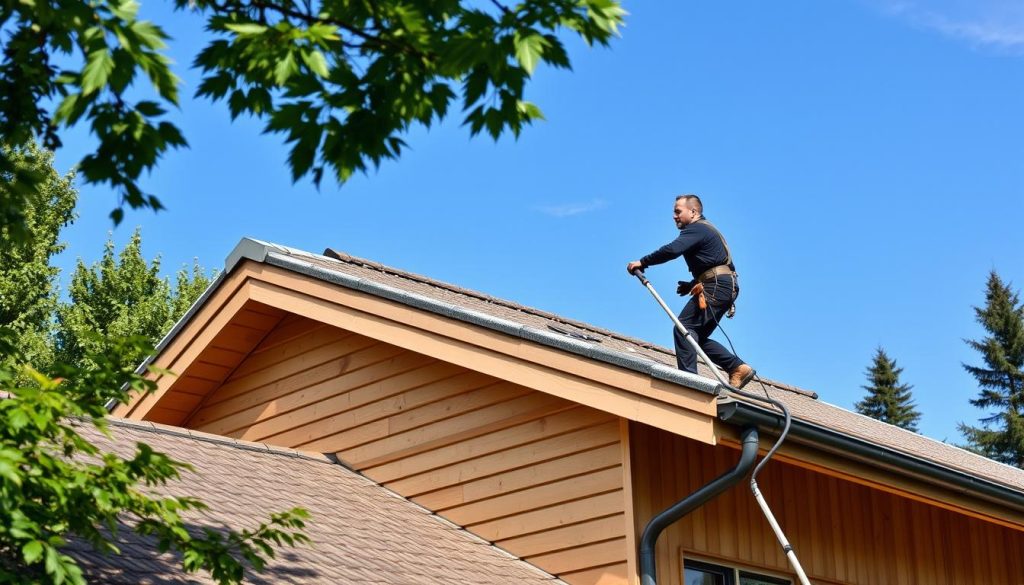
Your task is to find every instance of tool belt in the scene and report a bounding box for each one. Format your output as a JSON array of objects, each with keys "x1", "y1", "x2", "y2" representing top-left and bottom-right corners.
[
  {"x1": 687, "y1": 266, "x2": 738, "y2": 318},
  {"x1": 697, "y1": 265, "x2": 735, "y2": 282}
]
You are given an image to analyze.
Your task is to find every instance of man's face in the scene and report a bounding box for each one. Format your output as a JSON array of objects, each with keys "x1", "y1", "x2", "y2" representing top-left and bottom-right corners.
[{"x1": 673, "y1": 200, "x2": 697, "y2": 228}]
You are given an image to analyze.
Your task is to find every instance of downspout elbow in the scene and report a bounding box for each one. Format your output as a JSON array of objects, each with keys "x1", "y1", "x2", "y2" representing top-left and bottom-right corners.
[{"x1": 639, "y1": 426, "x2": 760, "y2": 585}]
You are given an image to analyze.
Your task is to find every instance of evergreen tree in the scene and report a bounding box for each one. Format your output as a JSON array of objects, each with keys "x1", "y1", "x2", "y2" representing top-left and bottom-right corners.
[
  {"x1": 55, "y1": 229, "x2": 213, "y2": 373},
  {"x1": 959, "y1": 272, "x2": 1024, "y2": 468},
  {"x1": 0, "y1": 143, "x2": 77, "y2": 369},
  {"x1": 855, "y1": 347, "x2": 921, "y2": 432}
]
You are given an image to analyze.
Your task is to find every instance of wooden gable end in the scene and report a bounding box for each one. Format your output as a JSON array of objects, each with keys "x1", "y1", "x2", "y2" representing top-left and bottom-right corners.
[
  {"x1": 118, "y1": 260, "x2": 719, "y2": 441},
  {"x1": 178, "y1": 313, "x2": 632, "y2": 583}
]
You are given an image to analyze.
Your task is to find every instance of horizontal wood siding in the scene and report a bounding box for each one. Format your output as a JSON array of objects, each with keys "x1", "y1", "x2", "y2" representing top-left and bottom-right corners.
[
  {"x1": 630, "y1": 422, "x2": 1024, "y2": 585},
  {"x1": 186, "y1": 316, "x2": 631, "y2": 584}
]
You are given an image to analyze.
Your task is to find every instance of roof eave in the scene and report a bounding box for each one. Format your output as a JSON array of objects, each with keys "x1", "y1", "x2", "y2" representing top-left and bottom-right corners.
[{"x1": 717, "y1": 398, "x2": 1024, "y2": 514}]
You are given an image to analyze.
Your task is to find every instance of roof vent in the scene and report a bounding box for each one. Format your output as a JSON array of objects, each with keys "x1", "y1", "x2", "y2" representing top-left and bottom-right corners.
[{"x1": 547, "y1": 324, "x2": 601, "y2": 343}]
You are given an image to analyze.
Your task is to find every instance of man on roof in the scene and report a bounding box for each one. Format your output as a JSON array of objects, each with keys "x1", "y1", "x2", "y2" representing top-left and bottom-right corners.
[{"x1": 627, "y1": 194, "x2": 755, "y2": 389}]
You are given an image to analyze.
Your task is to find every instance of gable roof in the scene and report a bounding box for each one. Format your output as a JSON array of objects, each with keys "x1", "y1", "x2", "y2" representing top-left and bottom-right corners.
[
  {"x1": 219, "y1": 241, "x2": 1023, "y2": 485},
  {"x1": 66, "y1": 418, "x2": 564, "y2": 584},
  {"x1": 131, "y1": 237, "x2": 1024, "y2": 525}
]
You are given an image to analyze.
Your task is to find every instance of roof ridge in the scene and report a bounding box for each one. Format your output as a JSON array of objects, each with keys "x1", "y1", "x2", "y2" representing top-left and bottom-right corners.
[{"x1": 322, "y1": 247, "x2": 820, "y2": 400}]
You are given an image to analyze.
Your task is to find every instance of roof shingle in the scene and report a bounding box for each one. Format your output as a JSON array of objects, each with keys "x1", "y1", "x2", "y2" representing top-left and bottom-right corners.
[{"x1": 65, "y1": 418, "x2": 563, "y2": 585}]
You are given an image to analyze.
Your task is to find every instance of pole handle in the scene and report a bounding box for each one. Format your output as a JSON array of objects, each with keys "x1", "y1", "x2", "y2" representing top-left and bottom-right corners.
[{"x1": 630, "y1": 268, "x2": 650, "y2": 286}]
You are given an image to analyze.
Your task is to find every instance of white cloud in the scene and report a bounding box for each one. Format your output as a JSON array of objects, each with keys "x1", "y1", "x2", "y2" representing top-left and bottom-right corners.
[
  {"x1": 536, "y1": 198, "x2": 609, "y2": 218},
  {"x1": 874, "y1": 0, "x2": 1024, "y2": 50}
]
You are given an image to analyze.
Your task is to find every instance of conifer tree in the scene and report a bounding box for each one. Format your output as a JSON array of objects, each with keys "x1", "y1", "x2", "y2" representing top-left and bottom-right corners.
[
  {"x1": 959, "y1": 272, "x2": 1024, "y2": 468},
  {"x1": 855, "y1": 347, "x2": 921, "y2": 432}
]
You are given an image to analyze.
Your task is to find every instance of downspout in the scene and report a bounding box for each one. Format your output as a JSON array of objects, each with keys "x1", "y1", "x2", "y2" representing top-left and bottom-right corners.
[{"x1": 638, "y1": 425, "x2": 760, "y2": 585}]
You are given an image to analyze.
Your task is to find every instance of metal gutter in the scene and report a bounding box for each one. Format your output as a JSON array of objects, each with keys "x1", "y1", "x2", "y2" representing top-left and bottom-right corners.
[
  {"x1": 639, "y1": 426, "x2": 760, "y2": 585},
  {"x1": 718, "y1": 398, "x2": 1024, "y2": 513},
  {"x1": 227, "y1": 239, "x2": 724, "y2": 395}
]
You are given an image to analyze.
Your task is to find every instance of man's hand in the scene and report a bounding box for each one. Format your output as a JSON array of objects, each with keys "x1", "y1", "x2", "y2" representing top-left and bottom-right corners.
[{"x1": 626, "y1": 261, "x2": 643, "y2": 275}]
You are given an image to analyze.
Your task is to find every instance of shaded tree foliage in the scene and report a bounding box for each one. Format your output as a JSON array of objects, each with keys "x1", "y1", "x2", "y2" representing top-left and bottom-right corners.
[
  {"x1": 1, "y1": 0, "x2": 625, "y2": 231},
  {"x1": 0, "y1": 143, "x2": 77, "y2": 370},
  {"x1": 855, "y1": 347, "x2": 920, "y2": 432},
  {"x1": 0, "y1": 334, "x2": 310, "y2": 585},
  {"x1": 0, "y1": 146, "x2": 306, "y2": 584},
  {"x1": 55, "y1": 229, "x2": 212, "y2": 373},
  {"x1": 959, "y1": 272, "x2": 1024, "y2": 468}
]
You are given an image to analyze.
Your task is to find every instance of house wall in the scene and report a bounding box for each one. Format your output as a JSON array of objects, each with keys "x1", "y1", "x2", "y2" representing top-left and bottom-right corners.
[
  {"x1": 184, "y1": 315, "x2": 632, "y2": 584},
  {"x1": 629, "y1": 422, "x2": 1024, "y2": 585}
]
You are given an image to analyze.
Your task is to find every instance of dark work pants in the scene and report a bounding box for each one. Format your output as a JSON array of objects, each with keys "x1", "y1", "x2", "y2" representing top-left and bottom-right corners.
[{"x1": 673, "y1": 275, "x2": 744, "y2": 374}]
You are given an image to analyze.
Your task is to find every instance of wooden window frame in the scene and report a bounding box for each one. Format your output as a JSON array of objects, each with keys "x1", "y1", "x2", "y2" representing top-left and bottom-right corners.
[{"x1": 683, "y1": 557, "x2": 792, "y2": 585}]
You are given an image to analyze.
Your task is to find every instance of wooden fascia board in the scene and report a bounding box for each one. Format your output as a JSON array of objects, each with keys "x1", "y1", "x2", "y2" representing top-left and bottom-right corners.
[
  {"x1": 240, "y1": 263, "x2": 718, "y2": 444},
  {"x1": 716, "y1": 422, "x2": 1024, "y2": 533},
  {"x1": 114, "y1": 269, "x2": 253, "y2": 419}
]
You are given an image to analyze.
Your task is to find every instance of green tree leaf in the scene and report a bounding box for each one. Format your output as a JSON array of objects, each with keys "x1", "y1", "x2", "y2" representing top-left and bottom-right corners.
[
  {"x1": 513, "y1": 32, "x2": 547, "y2": 75},
  {"x1": 225, "y1": 23, "x2": 267, "y2": 36},
  {"x1": 302, "y1": 50, "x2": 330, "y2": 79},
  {"x1": 22, "y1": 540, "x2": 44, "y2": 564},
  {"x1": 81, "y1": 49, "x2": 115, "y2": 96}
]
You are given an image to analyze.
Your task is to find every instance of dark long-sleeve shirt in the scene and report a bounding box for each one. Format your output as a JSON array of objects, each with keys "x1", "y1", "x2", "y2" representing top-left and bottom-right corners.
[{"x1": 640, "y1": 218, "x2": 734, "y2": 279}]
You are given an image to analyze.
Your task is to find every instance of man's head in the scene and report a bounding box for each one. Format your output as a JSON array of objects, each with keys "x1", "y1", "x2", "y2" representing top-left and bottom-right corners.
[{"x1": 673, "y1": 194, "x2": 703, "y2": 228}]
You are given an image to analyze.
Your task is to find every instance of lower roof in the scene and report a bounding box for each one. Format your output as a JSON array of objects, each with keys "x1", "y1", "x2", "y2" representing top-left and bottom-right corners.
[{"x1": 65, "y1": 418, "x2": 564, "y2": 585}]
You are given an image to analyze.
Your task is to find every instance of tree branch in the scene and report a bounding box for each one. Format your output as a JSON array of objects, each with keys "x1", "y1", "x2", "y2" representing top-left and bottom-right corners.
[
  {"x1": 244, "y1": 0, "x2": 427, "y2": 58},
  {"x1": 489, "y1": 0, "x2": 511, "y2": 17}
]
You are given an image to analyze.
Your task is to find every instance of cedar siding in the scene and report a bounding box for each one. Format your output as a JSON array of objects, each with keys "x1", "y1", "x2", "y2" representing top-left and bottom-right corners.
[
  {"x1": 186, "y1": 315, "x2": 631, "y2": 584},
  {"x1": 629, "y1": 422, "x2": 1024, "y2": 585}
]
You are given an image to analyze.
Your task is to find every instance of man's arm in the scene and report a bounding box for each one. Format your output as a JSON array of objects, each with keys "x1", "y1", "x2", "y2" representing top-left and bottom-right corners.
[{"x1": 639, "y1": 230, "x2": 701, "y2": 268}]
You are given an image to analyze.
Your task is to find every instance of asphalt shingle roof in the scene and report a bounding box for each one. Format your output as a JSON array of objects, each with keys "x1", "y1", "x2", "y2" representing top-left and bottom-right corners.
[{"x1": 65, "y1": 419, "x2": 563, "y2": 585}]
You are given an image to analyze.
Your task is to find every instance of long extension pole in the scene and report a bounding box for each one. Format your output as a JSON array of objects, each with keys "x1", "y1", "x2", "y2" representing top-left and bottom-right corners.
[
  {"x1": 630, "y1": 269, "x2": 812, "y2": 585},
  {"x1": 630, "y1": 270, "x2": 730, "y2": 389}
]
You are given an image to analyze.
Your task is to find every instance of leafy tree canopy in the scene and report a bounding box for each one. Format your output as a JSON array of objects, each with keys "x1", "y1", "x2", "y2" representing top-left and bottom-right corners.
[
  {"x1": 0, "y1": 332, "x2": 310, "y2": 585},
  {"x1": 960, "y1": 271, "x2": 1024, "y2": 468},
  {"x1": 55, "y1": 228, "x2": 213, "y2": 373},
  {"x1": 0, "y1": 143, "x2": 77, "y2": 368},
  {"x1": 1, "y1": 0, "x2": 625, "y2": 234},
  {"x1": 0, "y1": 146, "x2": 306, "y2": 584}
]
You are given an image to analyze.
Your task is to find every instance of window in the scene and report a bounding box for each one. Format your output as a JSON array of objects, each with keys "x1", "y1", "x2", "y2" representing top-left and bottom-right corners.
[
  {"x1": 738, "y1": 571, "x2": 791, "y2": 585},
  {"x1": 683, "y1": 559, "x2": 791, "y2": 585},
  {"x1": 684, "y1": 559, "x2": 734, "y2": 585}
]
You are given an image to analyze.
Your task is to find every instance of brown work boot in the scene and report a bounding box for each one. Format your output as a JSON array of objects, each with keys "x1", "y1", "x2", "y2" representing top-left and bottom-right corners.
[{"x1": 729, "y1": 364, "x2": 755, "y2": 389}]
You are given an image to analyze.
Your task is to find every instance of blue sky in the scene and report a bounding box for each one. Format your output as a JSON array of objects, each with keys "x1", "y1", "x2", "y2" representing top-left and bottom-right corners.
[{"x1": 51, "y1": 0, "x2": 1023, "y2": 444}]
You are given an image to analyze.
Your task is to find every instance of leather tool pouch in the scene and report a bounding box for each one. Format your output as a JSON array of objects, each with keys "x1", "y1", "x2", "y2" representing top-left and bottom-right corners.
[{"x1": 690, "y1": 282, "x2": 707, "y2": 310}]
